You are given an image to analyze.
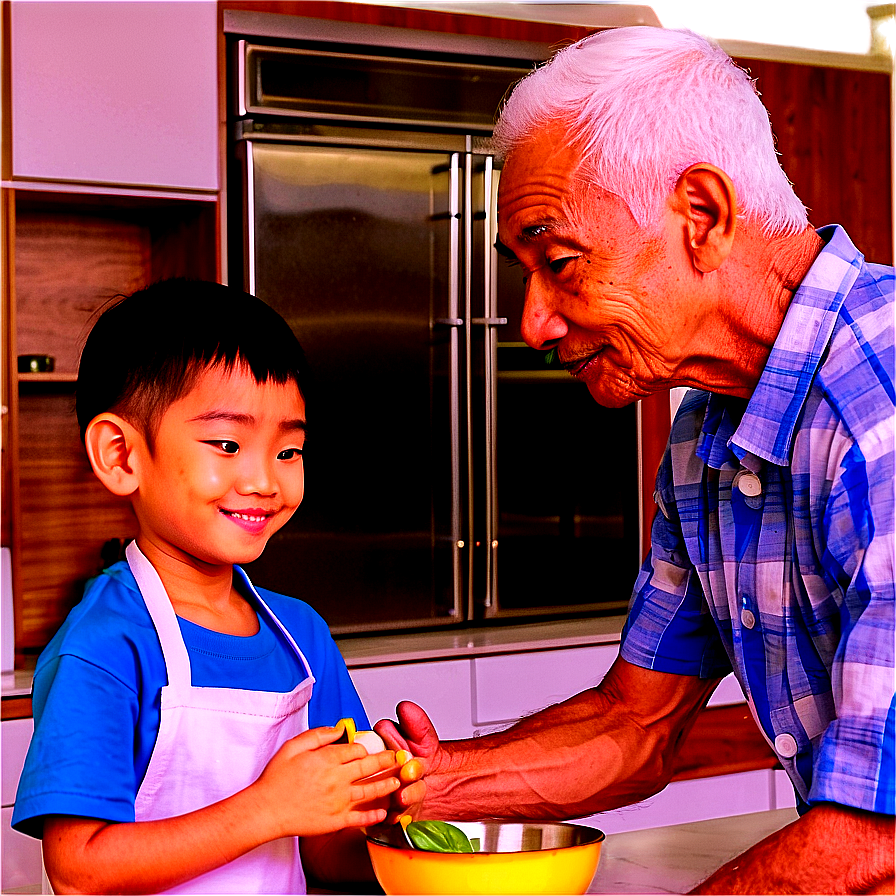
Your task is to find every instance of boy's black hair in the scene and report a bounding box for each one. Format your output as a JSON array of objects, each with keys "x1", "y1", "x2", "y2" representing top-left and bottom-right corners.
[{"x1": 76, "y1": 278, "x2": 312, "y2": 445}]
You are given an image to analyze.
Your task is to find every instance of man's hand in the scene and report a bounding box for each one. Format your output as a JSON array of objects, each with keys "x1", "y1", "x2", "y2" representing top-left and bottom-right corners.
[
  {"x1": 375, "y1": 702, "x2": 437, "y2": 818},
  {"x1": 691, "y1": 803, "x2": 895, "y2": 894}
]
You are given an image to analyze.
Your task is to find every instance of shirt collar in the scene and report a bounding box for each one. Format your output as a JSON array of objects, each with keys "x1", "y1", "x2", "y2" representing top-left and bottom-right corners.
[{"x1": 697, "y1": 225, "x2": 863, "y2": 470}]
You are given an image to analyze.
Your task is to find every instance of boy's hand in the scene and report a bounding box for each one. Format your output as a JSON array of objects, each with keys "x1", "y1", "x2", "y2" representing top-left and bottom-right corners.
[{"x1": 252, "y1": 725, "x2": 401, "y2": 839}]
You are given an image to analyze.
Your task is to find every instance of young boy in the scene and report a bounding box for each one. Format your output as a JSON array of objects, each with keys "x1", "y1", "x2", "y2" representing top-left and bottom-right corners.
[{"x1": 12, "y1": 279, "x2": 421, "y2": 894}]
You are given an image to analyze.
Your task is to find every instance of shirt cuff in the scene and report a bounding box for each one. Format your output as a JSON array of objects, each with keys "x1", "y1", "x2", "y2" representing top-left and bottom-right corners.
[{"x1": 809, "y1": 711, "x2": 895, "y2": 815}]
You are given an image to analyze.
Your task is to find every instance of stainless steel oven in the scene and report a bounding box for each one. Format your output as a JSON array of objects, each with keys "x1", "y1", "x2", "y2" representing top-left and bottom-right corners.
[{"x1": 225, "y1": 11, "x2": 642, "y2": 634}]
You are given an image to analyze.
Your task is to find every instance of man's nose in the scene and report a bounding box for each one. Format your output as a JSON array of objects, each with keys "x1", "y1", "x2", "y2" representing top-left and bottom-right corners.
[{"x1": 519, "y1": 281, "x2": 568, "y2": 351}]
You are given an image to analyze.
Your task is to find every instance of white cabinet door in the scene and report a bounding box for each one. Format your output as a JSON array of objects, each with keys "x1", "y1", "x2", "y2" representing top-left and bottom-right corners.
[
  {"x1": 472, "y1": 645, "x2": 617, "y2": 729},
  {"x1": 11, "y1": 0, "x2": 218, "y2": 190},
  {"x1": 2, "y1": 805, "x2": 43, "y2": 893},
  {"x1": 350, "y1": 660, "x2": 474, "y2": 741},
  {"x1": 1, "y1": 718, "x2": 33, "y2": 807},
  {"x1": 573, "y1": 769, "x2": 776, "y2": 835}
]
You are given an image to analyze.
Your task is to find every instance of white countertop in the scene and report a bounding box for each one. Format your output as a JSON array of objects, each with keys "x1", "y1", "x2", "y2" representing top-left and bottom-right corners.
[
  {"x1": 335, "y1": 615, "x2": 626, "y2": 668},
  {"x1": 1, "y1": 667, "x2": 34, "y2": 698},
  {"x1": 588, "y1": 808, "x2": 799, "y2": 894}
]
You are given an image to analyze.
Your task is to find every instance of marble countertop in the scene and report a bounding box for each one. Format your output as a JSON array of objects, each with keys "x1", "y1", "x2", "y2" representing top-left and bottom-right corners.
[
  {"x1": 588, "y1": 808, "x2": 799, "y2": 894},
  {"x1": 335, "y1": 615, "x2": 627, "y2": 668}
]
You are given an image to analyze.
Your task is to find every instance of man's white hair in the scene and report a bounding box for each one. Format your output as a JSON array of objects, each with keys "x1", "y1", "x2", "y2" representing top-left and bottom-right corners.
[{"x1": 492, "y1": 27, "x2": 808, "y2": 236}]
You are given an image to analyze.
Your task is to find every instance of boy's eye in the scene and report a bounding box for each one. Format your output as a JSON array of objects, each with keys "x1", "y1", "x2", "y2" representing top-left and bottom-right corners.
[
  {"x1": 204, "y1": 440, "x2": 240, "y2": 454},
  {"x1": 277, "y1": 447, "x2": 304, "y2": 461}
]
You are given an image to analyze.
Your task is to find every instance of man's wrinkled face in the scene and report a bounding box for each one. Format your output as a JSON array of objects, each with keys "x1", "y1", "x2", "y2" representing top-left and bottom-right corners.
[{"x1": 496, "y1": 128, "x2": 694, "y2": 408}]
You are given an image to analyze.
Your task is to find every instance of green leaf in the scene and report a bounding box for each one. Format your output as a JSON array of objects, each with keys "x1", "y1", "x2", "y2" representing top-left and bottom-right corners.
[{"x1": 406, "y1": 820, "x2": 475, "y2": 853}]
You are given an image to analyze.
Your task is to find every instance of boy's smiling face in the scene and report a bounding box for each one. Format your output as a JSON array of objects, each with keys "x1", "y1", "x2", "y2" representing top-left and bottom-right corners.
[{"x1": 130, "y1": 364, "x2": 306, "y2": 571}]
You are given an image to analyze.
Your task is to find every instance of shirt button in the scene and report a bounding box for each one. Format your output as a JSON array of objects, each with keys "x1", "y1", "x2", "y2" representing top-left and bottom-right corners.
[
  {"x1": 775, "y1": 733, "x2": 798, "y2": 758},
  {"x1": 734, "y1": 470, "x2": 763, "y2": 497},
  {"x1": 741, "y1": 608, "x2": 756, "y2": 629}
]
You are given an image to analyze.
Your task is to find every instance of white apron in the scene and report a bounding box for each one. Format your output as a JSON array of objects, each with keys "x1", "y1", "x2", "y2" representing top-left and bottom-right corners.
[{"x1": 127, "y1": 542, "x2": 315, "y2": 894}]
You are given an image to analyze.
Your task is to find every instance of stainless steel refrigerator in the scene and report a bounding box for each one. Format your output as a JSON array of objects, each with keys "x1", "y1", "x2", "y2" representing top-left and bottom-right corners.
[{"x1": 226, "y1": 13, "x2": 642, "y2": 634}]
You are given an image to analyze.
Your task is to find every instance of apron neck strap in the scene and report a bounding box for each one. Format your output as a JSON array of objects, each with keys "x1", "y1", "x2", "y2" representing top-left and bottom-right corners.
[{"x1": 126, "y1": 541, "x2": 192, "y2": 682}]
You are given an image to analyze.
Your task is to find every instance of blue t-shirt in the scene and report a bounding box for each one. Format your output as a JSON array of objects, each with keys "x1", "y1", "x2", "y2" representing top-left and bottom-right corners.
[{"x1": 13, "y1": 561, "x2": 369, "y2": 838}]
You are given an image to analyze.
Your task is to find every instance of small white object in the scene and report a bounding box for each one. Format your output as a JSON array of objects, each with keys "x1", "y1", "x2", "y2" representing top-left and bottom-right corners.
[
  {"x1": 741, "y1": 609, "x2": 756, "y2": 630},
  {"x1": 353, "y1": 730, "x2": 386, "y2": 754},
  {"x1": 774, "y1": 733, "x2": 798, "y2": 758}
]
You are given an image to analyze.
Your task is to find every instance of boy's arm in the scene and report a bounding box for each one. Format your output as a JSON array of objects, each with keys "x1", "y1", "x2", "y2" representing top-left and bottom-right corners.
[{"x1": 43, "y1": 728, "x2": 400, "y2": 895}]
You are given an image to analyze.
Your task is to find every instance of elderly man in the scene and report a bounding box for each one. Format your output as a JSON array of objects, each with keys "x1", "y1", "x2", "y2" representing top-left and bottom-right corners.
[{"x1": 377, "y1": 26, "x2": 895, "y2": 894}]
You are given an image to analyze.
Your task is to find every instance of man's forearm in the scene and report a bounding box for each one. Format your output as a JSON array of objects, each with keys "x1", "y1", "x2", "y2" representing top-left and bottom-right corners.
[
  {"x1": 691, "y1": 803, "x2": 895, "y2": 895},
  {"x1": 423, "y1": 664, "x2": 719, "y2": 821}
]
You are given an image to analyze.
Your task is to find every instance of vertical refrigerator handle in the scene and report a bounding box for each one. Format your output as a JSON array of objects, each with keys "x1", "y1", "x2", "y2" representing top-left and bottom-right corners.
[
  {"x1": 480, "y1": 156, "x2": 500, "y2": 613},
  {"x1": 446, "y1": 152, "x2": 466, "y2": 623},
  {"x1": 243, "y1": 141, "x2": 257, "y2": 295},
  {"x1": 462, "y1": 150, "x2": 476, "y2": 623}
]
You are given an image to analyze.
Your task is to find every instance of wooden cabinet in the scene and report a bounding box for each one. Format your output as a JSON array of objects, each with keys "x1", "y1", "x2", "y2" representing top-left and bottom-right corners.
[
  {"x1": 2, "y1": 187, "x2": 219, "y2": 659},
  {"x1": 3, "y1": 0, "x2": 222, "y2": 659},
  {"x1": 9, "y1": 0, "x2": 218, "y2": 190}
]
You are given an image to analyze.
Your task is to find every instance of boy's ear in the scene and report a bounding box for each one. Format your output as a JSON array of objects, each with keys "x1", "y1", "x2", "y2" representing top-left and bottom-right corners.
[
  {"x1": 672, "y1": 163, "x2": 738, "y2": 273},
  {"x1": 84, "y1": 414, "x2": 143, "y2": 497}
]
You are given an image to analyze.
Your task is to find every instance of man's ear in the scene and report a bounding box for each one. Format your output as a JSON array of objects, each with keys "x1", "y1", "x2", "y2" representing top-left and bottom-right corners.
[
  {"x1": 84, "y1": 414, "x2": 142, "y2": 497},
  {"x1": 672, "y1": 164, "x2": 738, "y2": 273}
]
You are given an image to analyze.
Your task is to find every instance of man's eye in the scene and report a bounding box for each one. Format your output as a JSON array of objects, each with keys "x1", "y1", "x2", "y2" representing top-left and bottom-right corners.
[
  {"x1": 278, "y1": 447, "x2": 304, "y2": 461},
  {"x1": 548, "y1": 256, "x2": 578, "y2": 274}
]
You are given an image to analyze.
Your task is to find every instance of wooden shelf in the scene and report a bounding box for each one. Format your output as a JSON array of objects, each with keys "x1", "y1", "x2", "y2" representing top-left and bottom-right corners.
[{"x1": 17, "y1": 372, "x2": 77, "y2": 384}]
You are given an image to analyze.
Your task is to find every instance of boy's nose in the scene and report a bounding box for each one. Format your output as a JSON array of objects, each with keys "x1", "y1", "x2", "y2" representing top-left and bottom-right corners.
[{"x1": 236, "y1": 459, "x2": 277, "y2": 496}]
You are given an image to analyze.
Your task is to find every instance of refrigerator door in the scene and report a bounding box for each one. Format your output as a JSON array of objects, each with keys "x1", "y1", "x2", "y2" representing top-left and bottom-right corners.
[
  {"x1": 240, "y1": 140, "x2": 463, "y2": 632},
  {"x1": 469, "y1": 162, "x2": 641, "y2": 619}
]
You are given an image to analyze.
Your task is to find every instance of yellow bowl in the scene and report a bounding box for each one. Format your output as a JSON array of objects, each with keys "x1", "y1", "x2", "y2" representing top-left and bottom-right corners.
[{"x1": 366, "y1": 821, "x2": 604, "y2": 895}]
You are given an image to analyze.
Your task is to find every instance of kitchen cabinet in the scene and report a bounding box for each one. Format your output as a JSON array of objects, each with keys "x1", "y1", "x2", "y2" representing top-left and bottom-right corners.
[
  {"x1": 1, "y1": 187, "x2": 219, "y2": 659},
  {"x1": 3, "y1": 0, "x2": 221, "y2": 661},
  {"x1": 9, "y1": 0, "x2": 218, "y2": 191},
  {"x1": 1, "y1": 717, "x2": 40, "y2": 894},
  {"x1": 350, "y1": 660, "x2": 476, "y2": 741},
  {"x1": 472, "y1": 645, "x2": 617, "y2": 731}
]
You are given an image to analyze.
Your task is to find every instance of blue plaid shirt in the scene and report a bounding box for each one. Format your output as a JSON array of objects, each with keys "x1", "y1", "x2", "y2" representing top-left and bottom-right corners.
[{"x1": 622, "y1": 226, "x2": 895, "y2": 816}]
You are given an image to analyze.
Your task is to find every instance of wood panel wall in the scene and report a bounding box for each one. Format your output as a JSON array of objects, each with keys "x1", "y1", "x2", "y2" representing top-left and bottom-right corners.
[
  {"x1": 11, "y1": 197, "x2": 217, "y2": 652},
  {"x1": 734, "y1": 56, "x2": 893, "y2": 265}
]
